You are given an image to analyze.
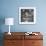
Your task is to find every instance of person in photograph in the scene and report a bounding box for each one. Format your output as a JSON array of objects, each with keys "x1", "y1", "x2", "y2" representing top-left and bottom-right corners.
[{"x1": 21, "y1": 9, "x2": 34, "y2": 22}]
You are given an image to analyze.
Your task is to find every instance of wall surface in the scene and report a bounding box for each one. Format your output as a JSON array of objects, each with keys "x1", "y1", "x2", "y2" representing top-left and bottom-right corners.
[{"x1": 0, "y1": 0, "x2": 46, "y2": 32}]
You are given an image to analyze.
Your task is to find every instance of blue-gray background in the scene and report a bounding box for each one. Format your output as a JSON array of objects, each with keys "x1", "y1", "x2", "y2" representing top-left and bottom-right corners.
[{"x1": 0, "y1": 0, "x2": 46, "y2": 46}]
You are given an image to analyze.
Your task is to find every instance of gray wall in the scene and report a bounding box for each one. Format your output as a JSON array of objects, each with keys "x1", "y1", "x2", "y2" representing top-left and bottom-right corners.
[{"x1": 0, "y1": 0, "x2": 46, "y2": 32}]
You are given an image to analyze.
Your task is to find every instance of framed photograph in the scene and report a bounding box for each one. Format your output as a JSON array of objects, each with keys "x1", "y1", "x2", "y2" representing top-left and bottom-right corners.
[{"x1": 19, "y1": 7, "x2": 36, "y2": 24}]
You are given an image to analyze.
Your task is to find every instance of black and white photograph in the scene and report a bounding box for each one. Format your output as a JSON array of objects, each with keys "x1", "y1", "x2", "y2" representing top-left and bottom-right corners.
[{"x1": 19, "y1": 7, "x2": 36, "y2": 24}]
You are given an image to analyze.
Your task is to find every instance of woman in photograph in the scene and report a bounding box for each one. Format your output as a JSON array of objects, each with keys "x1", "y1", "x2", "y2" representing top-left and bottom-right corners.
[{"x1": 21, "y1": 9, "x2": 34, "y2": 22}]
